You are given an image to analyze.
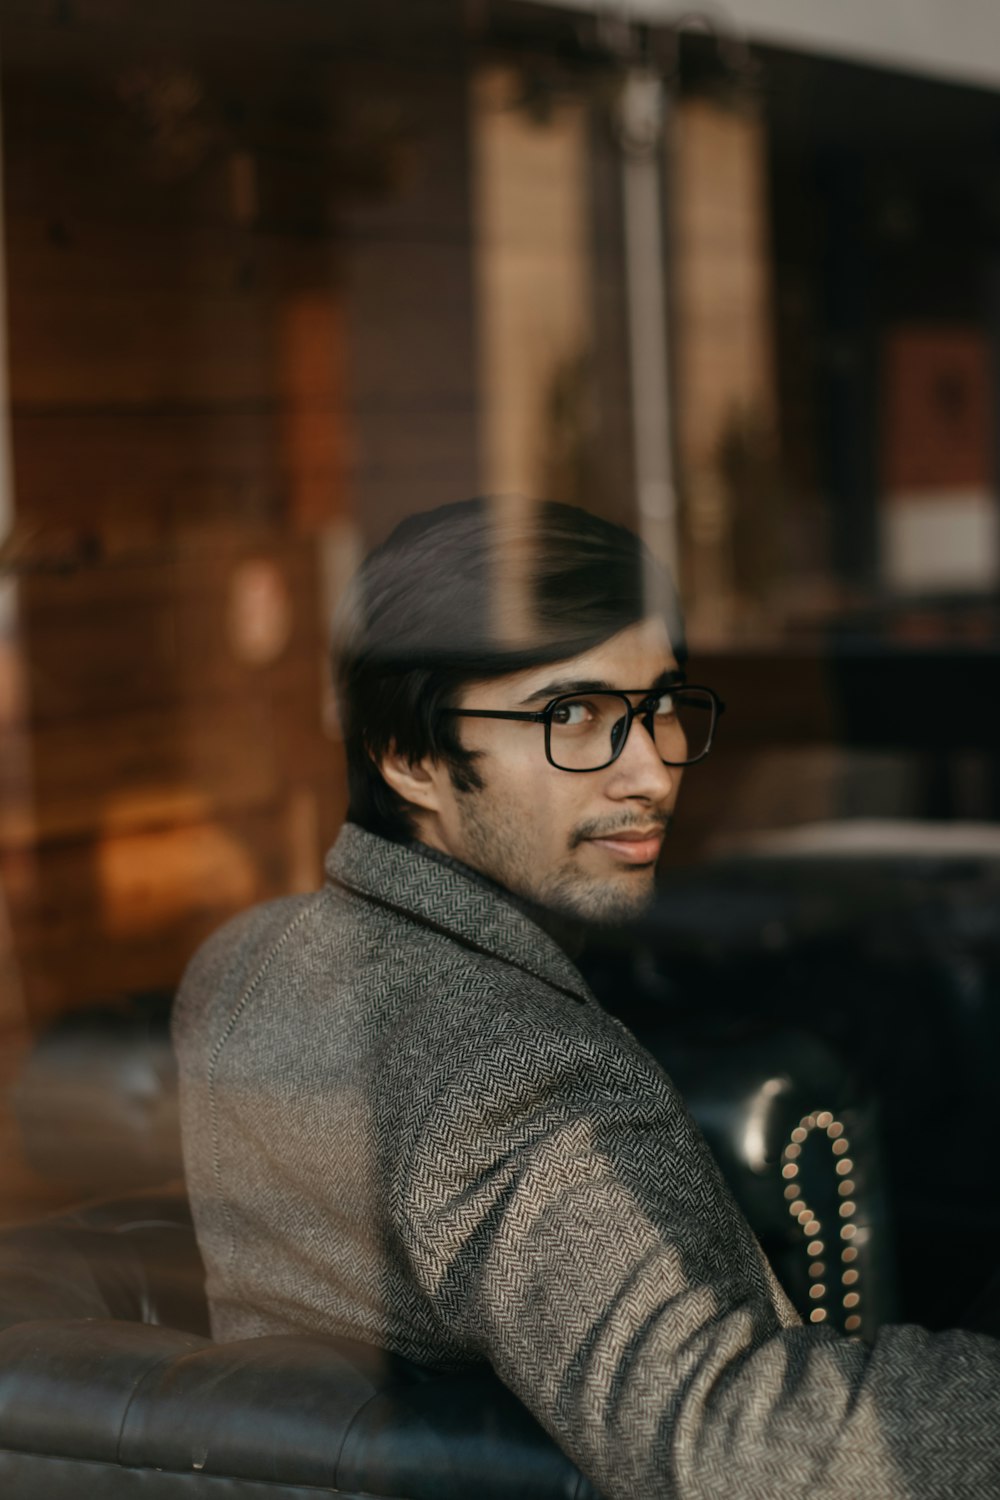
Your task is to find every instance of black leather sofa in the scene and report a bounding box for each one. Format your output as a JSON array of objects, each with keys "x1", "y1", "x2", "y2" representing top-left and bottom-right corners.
[{"x1": 0, "y1": 1186, "x2": 599, "y2": 1500}]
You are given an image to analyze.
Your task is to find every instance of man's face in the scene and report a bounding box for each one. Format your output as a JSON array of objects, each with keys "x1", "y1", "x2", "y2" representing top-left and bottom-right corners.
[{"x1": 421, "y1": 618, "x2": 684, "y2": 924}]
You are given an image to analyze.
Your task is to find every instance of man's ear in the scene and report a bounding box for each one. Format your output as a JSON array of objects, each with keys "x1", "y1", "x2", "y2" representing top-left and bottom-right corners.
[{"x1": 376, "y1": 745, "x2": 446, "y2": 815}]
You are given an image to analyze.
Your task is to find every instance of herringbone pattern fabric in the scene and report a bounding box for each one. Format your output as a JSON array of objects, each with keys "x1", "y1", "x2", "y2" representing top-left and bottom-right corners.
[{"x1": 173, "y1": 824, "x2": 1000, "y2": 1499}]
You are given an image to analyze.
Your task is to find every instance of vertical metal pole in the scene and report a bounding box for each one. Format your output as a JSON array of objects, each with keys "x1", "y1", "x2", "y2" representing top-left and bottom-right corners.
[{"x1": 619, "y1": 66, "x2": 679, "y2": 606}]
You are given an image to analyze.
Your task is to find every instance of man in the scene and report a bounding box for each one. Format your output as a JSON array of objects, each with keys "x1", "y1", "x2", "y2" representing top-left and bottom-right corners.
[{"x1": 174, "y1": 498, "x2": 1000, "y2": 1500}]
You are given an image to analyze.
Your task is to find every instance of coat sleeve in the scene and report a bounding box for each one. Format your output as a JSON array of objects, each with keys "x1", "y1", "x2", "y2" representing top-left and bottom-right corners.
[{"x1": 393, "y1": 1000, "x2": 1000, "y2": 1500}]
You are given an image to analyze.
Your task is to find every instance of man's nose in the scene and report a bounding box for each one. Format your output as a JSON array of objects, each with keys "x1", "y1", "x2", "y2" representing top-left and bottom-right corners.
[{"x1": 607, "y1": 712, "x2": 676, "y2": 799}]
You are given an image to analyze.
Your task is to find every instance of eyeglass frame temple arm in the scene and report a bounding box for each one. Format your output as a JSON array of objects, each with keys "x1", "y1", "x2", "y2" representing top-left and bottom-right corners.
[
  {"x1": 447, "y1": 708, "x2": 548, "y2": 723},
  {"x1": 447, "y1": 687, "x2": 726, "y2": 725}
]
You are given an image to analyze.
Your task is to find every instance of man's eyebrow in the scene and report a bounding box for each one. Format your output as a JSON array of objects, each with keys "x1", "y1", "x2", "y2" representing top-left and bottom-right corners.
[
  {"x1": 646, "y1": 667, "x2": 686, "y2": 693},
  {"x1": 518, "y1": 677, "x2": 612, "y2": 705},
  {"x1": 518, "y1": 668, "x2": 685, "y2": 706}
]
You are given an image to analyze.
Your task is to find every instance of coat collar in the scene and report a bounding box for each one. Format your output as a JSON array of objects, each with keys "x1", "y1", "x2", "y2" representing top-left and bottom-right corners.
[{"x1": 325, "y1": 823, "x2": 595, "y2": 1007}]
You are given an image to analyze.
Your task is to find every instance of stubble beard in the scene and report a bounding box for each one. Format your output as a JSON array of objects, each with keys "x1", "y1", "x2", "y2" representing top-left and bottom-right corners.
[{"x1": 455, "y1": 793, "x2": 668, "y2": 926}]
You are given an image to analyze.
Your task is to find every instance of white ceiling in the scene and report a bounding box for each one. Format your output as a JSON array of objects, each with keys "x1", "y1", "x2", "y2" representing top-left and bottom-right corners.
[{"x1": 524, "y1": 0, "x2": 1000, "y2": 93}]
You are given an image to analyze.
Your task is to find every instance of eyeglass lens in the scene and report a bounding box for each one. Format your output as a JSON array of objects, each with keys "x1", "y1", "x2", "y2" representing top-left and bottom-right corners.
[{"x1": 547, "y1": 690, "x2": 715, "y2": 771}]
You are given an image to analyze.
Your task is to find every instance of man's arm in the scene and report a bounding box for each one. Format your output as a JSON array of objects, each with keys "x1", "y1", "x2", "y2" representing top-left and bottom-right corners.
[{"x1": 394, "y1": 1001, "x2": 1000, "y2": 1500}]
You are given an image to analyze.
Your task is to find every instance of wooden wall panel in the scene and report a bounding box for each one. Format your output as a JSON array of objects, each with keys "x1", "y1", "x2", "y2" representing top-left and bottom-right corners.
[
  {"x1": 0, "y1": 0, "x2": 487, "y2": 1220},
  {"x1": 9, "y1": 409, "x2": 285, "y2": 536},
  {"x1": 7, "y1": 806, "x2": 304, "y2": 1022},
  {"x1": 15, "y1": 547, "x2": 324, "y2": 721},
  {"x1": 471, "y1": 67, "x2": 593, "y2": 504},
  {"x1": 671, "y1": 96, "x2": 777, "y2": 640},
  {"x1": 0, "y1": 1, "x2": 359, "y2": 1039},
  {"x1": 340, "y1": 70, "x2": 480, "y2": 544}
]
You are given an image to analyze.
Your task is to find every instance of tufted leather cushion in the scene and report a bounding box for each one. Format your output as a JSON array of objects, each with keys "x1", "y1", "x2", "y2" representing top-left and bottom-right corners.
[
  {"x1": 0, "y1": 1188, "x2": 209, "y2": 1336},
  {"x1": 0, "y1": 1189, "x2": 599, "y2": 1500}
]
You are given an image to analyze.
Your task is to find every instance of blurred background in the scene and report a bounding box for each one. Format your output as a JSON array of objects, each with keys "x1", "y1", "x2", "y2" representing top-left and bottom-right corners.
[{"x1": 0, "y1": 0, "x2": 998, "y2": 1342}]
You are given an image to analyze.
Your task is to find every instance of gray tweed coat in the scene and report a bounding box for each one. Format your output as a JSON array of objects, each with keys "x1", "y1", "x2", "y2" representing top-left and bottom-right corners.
[{"x1": 173, "y1": 823, "x2": 1000, "y2": 1499}]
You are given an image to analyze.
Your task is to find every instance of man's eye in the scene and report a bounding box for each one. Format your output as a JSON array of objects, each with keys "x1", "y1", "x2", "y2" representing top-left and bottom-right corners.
[{"x1": 551, "y1": 699, "x2": 594, "y2": 726}]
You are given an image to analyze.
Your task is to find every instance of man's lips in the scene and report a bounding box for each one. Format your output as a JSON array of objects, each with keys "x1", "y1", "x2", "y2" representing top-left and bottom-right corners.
[{"x1": 584, "y1": 829, "x2": 665, "y2": 865}]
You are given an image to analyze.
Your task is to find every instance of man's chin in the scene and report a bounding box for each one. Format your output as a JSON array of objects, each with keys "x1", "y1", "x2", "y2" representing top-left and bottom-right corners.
[{"x1": 539, "y1": 867, "x2": 657, "y2": 927}]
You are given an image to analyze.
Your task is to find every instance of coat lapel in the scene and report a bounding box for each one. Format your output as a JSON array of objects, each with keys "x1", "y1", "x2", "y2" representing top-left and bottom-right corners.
[{"x1": 326, "y1": 824, "x2": 595, "y2": 1006}]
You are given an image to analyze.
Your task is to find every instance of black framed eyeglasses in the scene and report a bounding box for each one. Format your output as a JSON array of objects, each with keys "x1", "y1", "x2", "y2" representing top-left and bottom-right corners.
[{"x1": 445, "y1": 682, "x2": 725, "y2": 773}]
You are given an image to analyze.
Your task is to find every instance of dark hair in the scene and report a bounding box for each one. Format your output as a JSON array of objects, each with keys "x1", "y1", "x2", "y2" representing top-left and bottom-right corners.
[{"x1": 332, "y1": 496, "x2": 686, "y2": 841}]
